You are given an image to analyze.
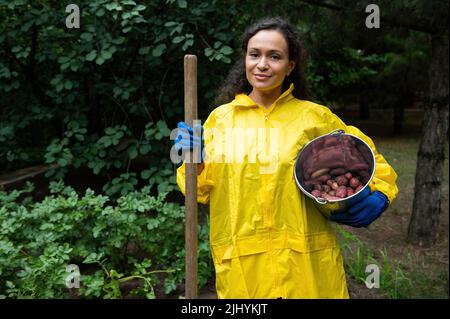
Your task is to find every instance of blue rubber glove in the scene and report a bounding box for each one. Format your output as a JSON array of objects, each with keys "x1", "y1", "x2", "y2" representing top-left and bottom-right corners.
[
  {"x1": 329, "y1": 190, "x2": 389, "y2": 228},
  {"x1": 174, "y1": 121, "x2": 204, "y2": 163}
]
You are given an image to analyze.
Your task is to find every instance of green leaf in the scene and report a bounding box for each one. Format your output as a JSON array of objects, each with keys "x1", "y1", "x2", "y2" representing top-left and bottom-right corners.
[
  {"x1": 177, "y1": 0, "x2": 187, "y2": 8},
  {"x1": 141, "y1": 169, "x2": 152, "y2": 179},
  {"x1": 93, "y1": 164, "x2": 102, "y2": 174},
  {"x1": 204, "y1": 48, "x2": 213, "y2": 57},
  {"x1": 139, "y1": 46, "x2": 151, "y2": 55},
  {"x1": 164, "y1": 21, "x2": 178, "y2": 27},
  {"x1": 140, "y1": 144, "x2": 151, "y2": 155},
  {"x1": 96, "y1": 8, "x2": 106, "y2": 16},
  {"x1": 58, "y1": 57, "x2": 71, "y2": 64},
  {"x1": 64, "y1": 81, "x2": 73, "y2": 90},
  {"x1": 81, "y1": 33, "x2": 93, "y2": 41},
  {"x1": 112, "y1": 37, "x2": 126, "y2": 45},
  {"x1": 151, "y1": 44, "x2": 166, "y2": 57},
  {"x1": 105, "y1": 127, "x2": 116, "y2": 135},
  {"x1": 220, "y1": 45, "x2": 233, "y2": 55},
  {"x1": 172, "y1": 36, "x2": 185, "y2": 44},
  {"x1": 60, "y1": 62, "x2": 70, "y2": 71},
  {"x1": 128, "y1": 146, "x2": 138, "y2": 159},
  {"x1": 105, "y1": 2, "x2": 119, "y2": 10},
  {"x1": 85, "y1": 50, "x2": 97, "y2": 61},
  {"x1": 96, "y1": 56, "x2": 105, "y2": 65},
  {"x1": 58, "y1": 158, "x2": 68, "y2": 166},
  {"x1": 101, "y1": 50, "x2": 113, "y2": 60},
  {"x1": 70, "y1": 60, "x2": 81, "y2": 72},
  {"x1": 56, "y1": 83, "x2": 64, "y2": 92},
  {"x1": 98, "y1": 136, "x2": 112, "y2": 147}
]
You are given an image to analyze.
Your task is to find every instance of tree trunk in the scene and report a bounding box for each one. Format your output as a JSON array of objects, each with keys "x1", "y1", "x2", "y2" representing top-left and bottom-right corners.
[{"x1": 408, "y1": 34, "x2": 449, "y2": 246}]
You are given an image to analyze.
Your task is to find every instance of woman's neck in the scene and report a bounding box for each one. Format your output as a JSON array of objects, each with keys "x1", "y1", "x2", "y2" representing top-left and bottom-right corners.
[{"x1": 249, "y1": 86, "x2": 282, "y2": 109}]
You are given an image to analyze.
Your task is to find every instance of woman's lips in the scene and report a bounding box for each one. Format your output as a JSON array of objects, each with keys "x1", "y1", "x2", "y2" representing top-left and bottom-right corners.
[{"x1": 254, "y1": 74, "x2": 271, "y2": 80}]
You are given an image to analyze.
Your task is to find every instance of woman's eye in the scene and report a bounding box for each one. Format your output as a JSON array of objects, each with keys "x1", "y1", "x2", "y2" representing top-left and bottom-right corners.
[
  {"x1": 271, "y1": 55, "x2": 280, "y2": 60},
  {"x1": 249, "y1": 53, "x2": 258, "y2": 58}
]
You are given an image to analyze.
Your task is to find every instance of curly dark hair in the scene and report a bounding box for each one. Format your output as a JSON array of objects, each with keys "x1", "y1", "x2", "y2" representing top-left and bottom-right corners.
[{"x1": 214, "y1": 16, "x2": 311, "y2": 106}]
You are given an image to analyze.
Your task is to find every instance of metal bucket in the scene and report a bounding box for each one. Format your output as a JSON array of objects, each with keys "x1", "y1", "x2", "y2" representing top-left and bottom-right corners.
[{"x1": 294, "y1": 129, "x2": 376, "y2": 219}]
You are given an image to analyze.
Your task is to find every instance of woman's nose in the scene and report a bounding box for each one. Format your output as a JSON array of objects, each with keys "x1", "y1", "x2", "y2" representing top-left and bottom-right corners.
[{"x1": 257, "y1": 57, "x2": 268, "y2": 70}]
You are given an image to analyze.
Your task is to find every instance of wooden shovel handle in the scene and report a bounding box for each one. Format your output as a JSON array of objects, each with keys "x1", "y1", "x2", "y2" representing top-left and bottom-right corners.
[{"x1": 184, "y1": 54, "x2": 198, "y2": 299}]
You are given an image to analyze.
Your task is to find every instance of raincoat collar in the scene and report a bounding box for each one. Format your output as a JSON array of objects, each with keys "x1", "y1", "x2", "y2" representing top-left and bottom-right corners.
[{"x1": 231, "y1": 83, "x2": 295, "y2": 110}]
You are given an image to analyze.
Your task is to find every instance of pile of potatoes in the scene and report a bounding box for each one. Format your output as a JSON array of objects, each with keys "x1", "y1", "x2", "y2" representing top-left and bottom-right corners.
[{"x1": 303, "y1": 167, "x2": 371, "y2": 201}]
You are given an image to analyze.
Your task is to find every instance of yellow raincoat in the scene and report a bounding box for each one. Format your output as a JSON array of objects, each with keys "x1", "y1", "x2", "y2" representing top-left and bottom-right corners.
[{"x1": 177, "y1": 84, "x2": 398, "y2": 299}]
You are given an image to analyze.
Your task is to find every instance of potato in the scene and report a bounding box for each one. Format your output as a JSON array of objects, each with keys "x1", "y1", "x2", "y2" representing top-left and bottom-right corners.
[
  {"x1": 328, "y1": 190, "x2": 336, "y2": 196},
  {"x1": 326, "y1": 179, "x2": 334, "y2": 187},
  {"x1": 346, "y1": 187, "x2": 354, "y2": 196},
  {"x1": 344, "y1": 172, "x2": 352, "y2": 180},
  {"x1": 322, "y1": 185, "x2": 331, "y2": 192},
  {"x1": 355, "y1": 185, "x2": 364, "y2": 193},
  {"x1": 322, "y1": 194, "x2": 341, "y2": 201},
  {"x1": 331, "y1": 182, "x2": 339, "y2": 190},
  {"x1": 349, "y1": 177, "x2": 361, "y2": 188},
  {"x1": 313, "y1": 184, "x2": 322, "y2": 191},
  {"x1": 311, "y1": 190, "x2": 321, "y2": 197},
  {"x1": 335, "y1": 175, "x2": 349, "y2": 186},
  {"x1": 336, "y1": 186, "x2": 347, "y2": 198}
]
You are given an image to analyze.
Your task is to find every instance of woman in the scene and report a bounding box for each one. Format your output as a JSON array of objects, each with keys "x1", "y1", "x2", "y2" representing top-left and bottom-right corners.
[{"x1": 174, "y1": 17, "x2": 398, "y2": 299}]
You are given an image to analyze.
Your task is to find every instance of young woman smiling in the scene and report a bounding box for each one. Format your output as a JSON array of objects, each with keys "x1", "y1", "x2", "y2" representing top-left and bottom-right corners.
[{"x1": 175, "y1": 17, "x2": 398, "y2": 299}]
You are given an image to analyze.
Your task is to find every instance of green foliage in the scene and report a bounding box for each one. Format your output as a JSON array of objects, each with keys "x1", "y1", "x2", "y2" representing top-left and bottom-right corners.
[
  {"x1": 0, "y1": 182, "x2": 213, "y2": 298},
  {"x1": 307, "y1": 48, "x2": 387, "y2": 105},
  {"x1": 0, "y1": 0, "x2": 243, "y2": 173}
]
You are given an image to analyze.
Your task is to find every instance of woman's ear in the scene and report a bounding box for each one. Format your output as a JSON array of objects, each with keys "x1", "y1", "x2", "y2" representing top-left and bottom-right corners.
[{"x1": 287, "y1": 61, "x2": 296, "y2": 76}]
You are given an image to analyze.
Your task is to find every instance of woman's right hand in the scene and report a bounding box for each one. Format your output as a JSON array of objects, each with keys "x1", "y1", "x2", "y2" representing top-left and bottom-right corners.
[{"x1": 174, "y1": 121, "x2": 204, "y2": 163}]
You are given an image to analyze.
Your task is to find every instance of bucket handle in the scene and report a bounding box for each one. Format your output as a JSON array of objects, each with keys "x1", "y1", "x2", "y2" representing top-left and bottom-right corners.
[{"x1": 328, "y1": 129, "x2": 345, "y2": 137}]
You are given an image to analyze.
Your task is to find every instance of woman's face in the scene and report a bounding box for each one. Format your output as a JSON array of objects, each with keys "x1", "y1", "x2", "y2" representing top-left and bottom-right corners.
[{"x1": 245, "y1": 29, "x2": 295, "y2": 94}]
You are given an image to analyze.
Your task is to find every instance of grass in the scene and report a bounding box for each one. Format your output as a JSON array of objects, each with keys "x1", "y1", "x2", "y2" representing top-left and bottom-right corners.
[
  {"x1": 338, "y1": 226, "x2": 411, "y2": 299},
  {"x1": 338, "y1": 226, "x2": 449, "y2": 299}
]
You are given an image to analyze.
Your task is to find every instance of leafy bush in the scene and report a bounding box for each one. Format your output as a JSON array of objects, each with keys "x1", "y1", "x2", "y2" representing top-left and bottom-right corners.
[
  {"x1": 0, "y1": 0, "x2": 240, "y2": 174},
  {"x1": 0, "y1": 181, "x2": 213, "y2": 298}
]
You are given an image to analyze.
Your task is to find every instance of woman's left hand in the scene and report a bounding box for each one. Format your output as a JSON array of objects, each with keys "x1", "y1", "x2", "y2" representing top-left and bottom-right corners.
[{"x1": 329, "y1": 190, "x2": 389, "y2": 228}]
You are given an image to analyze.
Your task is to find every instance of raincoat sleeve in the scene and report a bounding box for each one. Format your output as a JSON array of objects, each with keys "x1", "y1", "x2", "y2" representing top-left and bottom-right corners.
[
  {"x1": 176, "y1": 111, "x2": 216, "y2": 204},
  {"x1": 323, "y1": 108, "x2": 399, "y2": 206}
]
